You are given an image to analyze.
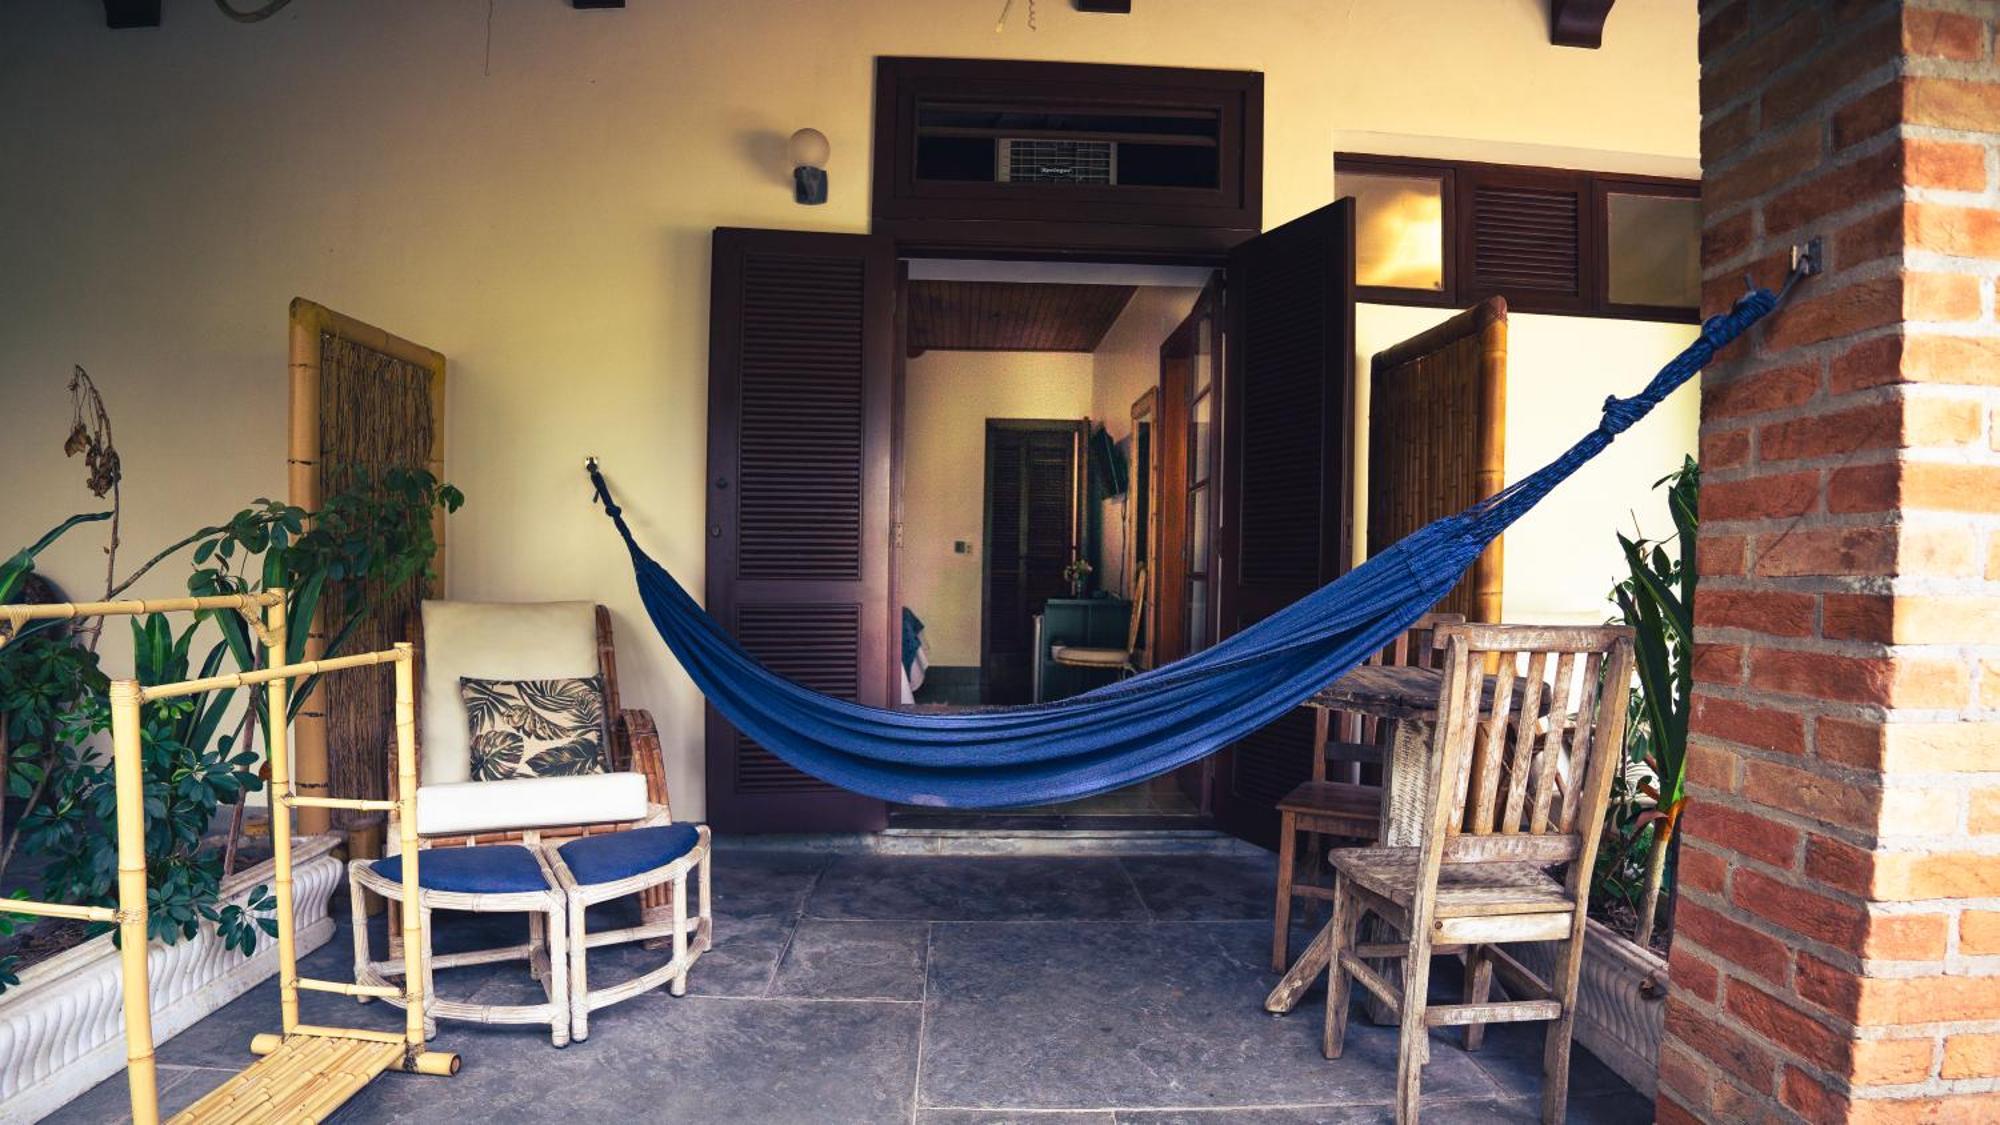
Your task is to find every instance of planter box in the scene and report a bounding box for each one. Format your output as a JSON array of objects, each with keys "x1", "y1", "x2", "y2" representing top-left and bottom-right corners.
[
  {"x1": 0, "y1": 834, "x2": 342, "y2": 1124},
  {"x1": 1512, "y1": 917, "x2": 1668, "y2": 1098}
]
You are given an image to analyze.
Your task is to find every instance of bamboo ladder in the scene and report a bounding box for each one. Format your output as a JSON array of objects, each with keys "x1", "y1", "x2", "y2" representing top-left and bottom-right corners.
[{"x1": 0, "y1": 592, "x2": 457, "y2": 1125}]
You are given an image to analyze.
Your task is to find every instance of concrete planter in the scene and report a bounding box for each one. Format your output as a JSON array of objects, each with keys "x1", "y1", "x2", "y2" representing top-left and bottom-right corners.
[
  {"x1": 0, "y1": 834, "x2": 341, "y2": 1124},
  {"x1": 1512, "y1": 917, "x2": 1668, "y2": 1098}
]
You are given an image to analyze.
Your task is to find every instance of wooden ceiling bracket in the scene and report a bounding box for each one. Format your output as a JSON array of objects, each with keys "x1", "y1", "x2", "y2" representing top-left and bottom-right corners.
[{"x1": 1550, "y1": 0, "x2": 1614, "y2": 49}]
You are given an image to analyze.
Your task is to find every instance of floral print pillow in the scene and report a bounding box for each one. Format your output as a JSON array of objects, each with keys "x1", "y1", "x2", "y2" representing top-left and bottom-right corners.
[{"x1": 459, "y1": 676, "x2": 609, "y2": 781}]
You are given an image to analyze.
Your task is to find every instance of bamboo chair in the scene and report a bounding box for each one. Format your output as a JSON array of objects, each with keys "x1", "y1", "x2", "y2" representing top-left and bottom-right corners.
[
  {"x1": 1320, "y1": 623, "x2": 1635, "y2": 1125},
  {"x1": 1271, "y1": 613, "x2": 1461, "y2": 971},
  {"x1": 382, "y1": 601, "x2": 676, "y2": 961}
]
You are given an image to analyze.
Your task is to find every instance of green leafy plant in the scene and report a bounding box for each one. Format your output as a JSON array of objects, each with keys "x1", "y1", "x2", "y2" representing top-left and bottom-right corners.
[
  {"x1": 1, "y1": 370, "x2": 461, "y2": 994},
  {"x1": 1597, "y1": 455, "x2": 1698, "y2": 948}
]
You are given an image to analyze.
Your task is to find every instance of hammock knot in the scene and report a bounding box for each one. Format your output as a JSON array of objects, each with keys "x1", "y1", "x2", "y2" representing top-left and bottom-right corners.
[{"x1": 1597, "y1": 394, "x2": 1648, "y2": 438}]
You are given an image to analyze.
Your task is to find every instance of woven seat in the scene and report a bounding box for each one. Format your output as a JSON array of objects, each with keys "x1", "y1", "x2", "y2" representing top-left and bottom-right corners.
[
  {"x1": 557, "y1": 823, "x2": 702, "y2": 886},
  {"x1": 369, "y1": 844, "x2": 550, "y2": 895},
  {"x1": 1326, "y1": 847, "x2": 1570, "y2": 918},
  {"x1": 1048, "y1": 645, "x2": 1130, "y2": 668}
]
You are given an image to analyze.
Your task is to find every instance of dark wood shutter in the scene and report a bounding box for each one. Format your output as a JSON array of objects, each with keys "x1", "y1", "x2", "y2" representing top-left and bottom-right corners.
[
  {"x1": 706, "y1": 228, "x2": 894, "y2": 833},
  {"x1": 1460, "y1": 167, "x2": 1593, "y2": 314},
  {"x1": 981, "y1": 422, "x2": 1083, "y2": 705},
  {"x1": 1209, "y1": 199, "x2": 1356, "y2": 848}
]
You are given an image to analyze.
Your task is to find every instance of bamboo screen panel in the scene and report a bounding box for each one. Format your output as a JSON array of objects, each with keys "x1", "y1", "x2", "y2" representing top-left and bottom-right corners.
[
  {"x1": 288, "y1": 300, "x2": 446, "y2": 845},
  {"x1": 1366, "y1": 298, "x2": 1506, "y2": 622}
]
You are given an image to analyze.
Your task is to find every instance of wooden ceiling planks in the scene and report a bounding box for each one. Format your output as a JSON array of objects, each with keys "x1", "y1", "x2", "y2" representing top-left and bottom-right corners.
[{"x1": 907, "y1": 281, "x2": 1137, "y2": 354}]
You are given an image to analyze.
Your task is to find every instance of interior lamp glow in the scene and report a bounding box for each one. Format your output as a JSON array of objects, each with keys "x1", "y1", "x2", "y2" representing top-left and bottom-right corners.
[{"x1": 790, "y1": 128, "x2": 830, "y2": 205}]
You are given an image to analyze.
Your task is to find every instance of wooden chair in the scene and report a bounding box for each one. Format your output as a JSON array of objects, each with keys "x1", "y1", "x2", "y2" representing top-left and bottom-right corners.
[
  {"x1": 1320, "y1": 623, "x2": 1635, "y2": 1125},
  {"x1": 1050, "y1": 565, "x2": 1148, "y2": 676},
  {"x1": 1270, "y1": 613, "x2": 1461, "y2": 971},
  {"x1": 383, "y1": 601, "x2": 676, "y2": 958}
]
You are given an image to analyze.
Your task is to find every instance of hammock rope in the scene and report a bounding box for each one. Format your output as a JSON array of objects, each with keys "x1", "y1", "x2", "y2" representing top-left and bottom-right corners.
[{"x1": 588, "y1": 285, "x2": 1783, "y2": 809}]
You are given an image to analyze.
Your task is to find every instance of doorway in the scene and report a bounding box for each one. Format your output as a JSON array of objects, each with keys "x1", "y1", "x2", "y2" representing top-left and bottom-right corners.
[
  {"x1": 980, "y1": 419, "x2": 1086, "y2": 705},
  {"x1": 702, "y1": 201, "x2": 1356, "y2": 838}
]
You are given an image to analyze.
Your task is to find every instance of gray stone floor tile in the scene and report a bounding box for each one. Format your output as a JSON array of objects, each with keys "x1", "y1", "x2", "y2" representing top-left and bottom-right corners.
[
  {"x1": 919, "y1": 920, "x2": 1500, "y2": 1111},
  {"x1": 1119, "y1": 853, "x2": 1279, "y2": 921},
  {"x1": 809, "y1": 855, "x2": 1149, "y2": 921},
  {"x1": 47, "y1": 1064, "x2": 229, "y2": 1124},
  {"x1": 328, "y1": 994, "x2": 920, "y2": 1125},
  {"x1": 771, "y1": 918, "x2": 929, "y2": 1001}
]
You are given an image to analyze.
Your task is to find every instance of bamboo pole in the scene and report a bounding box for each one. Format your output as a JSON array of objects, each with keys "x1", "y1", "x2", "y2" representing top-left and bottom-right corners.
[
  {"x1": 264, "y1": 592, "x2": 300, "y2": 1036},
  {"x1": 393, "y1": 641, "x2": 427, "y2": 1053},
  {"x1": 111, "y1": 680, "x2": 161, "y2": 1125},
  {"x1": 288, "y1": 303, "x2": 330, "y2": 836},
  {"x1": 0, "y1": 593, "x2": 283, "y2": 645},
  {"x1": 3, "y1": 899, "x2": 118, "y2": 923},
  {"x1": 139, "y1": 648, "x2": 408, "y2": 703}
]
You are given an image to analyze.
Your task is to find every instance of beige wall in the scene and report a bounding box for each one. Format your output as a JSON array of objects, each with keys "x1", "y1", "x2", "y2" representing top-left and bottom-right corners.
[
  {"x1": 901, "y1": 350, "x2": 1095, "y2": 668},
  {"x1": 1091, "y1": 287, "x2": 1202, "y2": 599},
  {"x1": 1353, "y1": 306, "x2": 1702, "y2": 624},
  {"x1": 0, "y1": 0, "x2": 1699, "y2": 819}
]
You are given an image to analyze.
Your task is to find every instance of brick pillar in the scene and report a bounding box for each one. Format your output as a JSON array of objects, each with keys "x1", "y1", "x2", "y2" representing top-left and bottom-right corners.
[{"x1": 1665, "y1": 1, "x2": 2000, "y2": 1121}]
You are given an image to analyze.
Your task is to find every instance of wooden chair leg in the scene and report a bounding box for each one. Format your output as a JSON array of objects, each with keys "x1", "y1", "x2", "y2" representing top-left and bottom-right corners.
[
  {"x1": 1462, "y1": 944, "x2": 1493, "y2": 1051},
  {"x1": 1321, "y1": 879, "x2": 1360, "y2": 1060},
  {"x1": 1273, "y1": 809, "x2": 1298, "y2": 972},
  {"x1": 1541, "y1": 932, "x2": 1587, "y2": 1124},
  {"x1": 1395, "y1": 928, "x2": 1435, "y2": 1123}
]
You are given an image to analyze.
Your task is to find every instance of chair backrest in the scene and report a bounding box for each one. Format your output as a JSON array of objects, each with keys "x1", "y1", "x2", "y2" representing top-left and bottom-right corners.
[
  {"x1": 1124, "y1": 565, "x2": 1148, "y2": 657},
  {"x1": 1418, "y1": 623, "x2": 1636, "y2": 875},
  {"x1": 415, "y1": 600, "x2": 607, "y2": 784}
]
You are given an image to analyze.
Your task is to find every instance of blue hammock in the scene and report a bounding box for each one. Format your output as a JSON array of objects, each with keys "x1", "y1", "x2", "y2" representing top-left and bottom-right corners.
[{"x1": 589, "y1": 290, "x2": 1778, "y2": 809}]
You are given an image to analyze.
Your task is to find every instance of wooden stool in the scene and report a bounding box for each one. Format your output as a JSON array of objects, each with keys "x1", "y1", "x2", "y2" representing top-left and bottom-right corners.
[{"x1": 349, "y1": 843, "x2": 572, "y2": 1047}]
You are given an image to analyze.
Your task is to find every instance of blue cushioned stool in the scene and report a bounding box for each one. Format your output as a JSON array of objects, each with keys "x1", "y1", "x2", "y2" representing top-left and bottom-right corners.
[
  {"x1": 348, "y1": 843, "x2": 572, "y2": 1047},
  {"x1": 544, "y1": 822, "x2": 712, "y2": 1040}
]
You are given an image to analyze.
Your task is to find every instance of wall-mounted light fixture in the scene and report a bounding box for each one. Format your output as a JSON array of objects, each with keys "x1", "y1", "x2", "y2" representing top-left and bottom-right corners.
[{"x1": 790, "y1": 128, "x2": 830, "y2": 205}]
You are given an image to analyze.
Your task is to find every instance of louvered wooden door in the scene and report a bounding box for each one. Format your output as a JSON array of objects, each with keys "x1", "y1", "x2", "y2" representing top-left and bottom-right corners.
[
  {"x1": 981, "y1": 421, "x2": 1085, "y2": 705},
  {"x1": 1209, "y1": 199, "x2": 1357, "y2": 848},
  {"x1": 706, "y1": 228, "x2": 894, "y2": 833}
]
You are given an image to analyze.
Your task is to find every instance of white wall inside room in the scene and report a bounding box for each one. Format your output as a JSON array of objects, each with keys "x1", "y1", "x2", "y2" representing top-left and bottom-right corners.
[
  {"x1": 1353, "y1": 305, "x2": 1702, "y2": 626},
  {"x1": 0, "y1": 0, "x2": 1699, "y2": 820},
  {"x1": 900, "y1": 351, "x2": 1094, "y2": 669}
]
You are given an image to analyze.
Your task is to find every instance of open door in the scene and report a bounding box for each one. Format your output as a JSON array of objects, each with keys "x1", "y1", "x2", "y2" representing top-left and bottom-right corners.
[
  {"x1": 705, "y1": 228, "x2": 894, "y2": 833},
  {"x1": 1208, "y1": 199, "x2": 1357, "y2": 848}
]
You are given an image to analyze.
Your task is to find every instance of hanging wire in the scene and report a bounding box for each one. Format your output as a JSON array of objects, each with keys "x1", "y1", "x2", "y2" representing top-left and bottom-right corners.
[{"x1": 214, "y1": 0, "x2": 293, "y2": 22}]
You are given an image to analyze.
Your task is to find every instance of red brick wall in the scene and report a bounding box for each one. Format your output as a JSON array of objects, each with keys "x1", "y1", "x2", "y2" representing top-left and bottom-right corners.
[{"x1": 1668, "y1": 1, "x2": 2000, "y2": 1121}]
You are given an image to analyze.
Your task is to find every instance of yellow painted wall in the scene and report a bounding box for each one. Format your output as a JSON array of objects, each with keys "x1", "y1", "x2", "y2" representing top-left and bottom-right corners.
[
  {"x1": 1091, "y1": 287, "x2": 1202, "y2": 599},
  {"x1": 1353, "y1": 306, "x2": 1702, "y2": 624},
  {"x1": 0, "y1": 0, "x2": 1699, "y2": 819},
  {"x1": 901, "y1": 350, "x2": 1095, "y2": 668}
]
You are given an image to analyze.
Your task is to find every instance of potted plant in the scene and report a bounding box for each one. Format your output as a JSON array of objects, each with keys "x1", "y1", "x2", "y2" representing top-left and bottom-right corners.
[
  {"x1": 0, "y1": 368, "x2": 462, "y2": 1120},
  {"x1": 1512, "y1": 456, "x2": 1695, "y2": 1097}
]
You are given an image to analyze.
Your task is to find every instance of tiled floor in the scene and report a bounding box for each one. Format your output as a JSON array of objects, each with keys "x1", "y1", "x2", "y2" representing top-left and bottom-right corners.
[{"x1": 57, "y1": 846, "x2": 1649, "y2": 1124}]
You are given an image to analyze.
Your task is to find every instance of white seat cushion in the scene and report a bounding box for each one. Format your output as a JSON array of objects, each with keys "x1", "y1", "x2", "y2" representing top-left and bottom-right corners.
[
  {"x1": 1050, "y1": 645, "x2": 1130, "y2": 668},
  {"x1": 415, "y1": 771, "x2": 649, "y2": 836},
  {"x1": 421, "y1": 600, "x2": 601, "y2": 784}
]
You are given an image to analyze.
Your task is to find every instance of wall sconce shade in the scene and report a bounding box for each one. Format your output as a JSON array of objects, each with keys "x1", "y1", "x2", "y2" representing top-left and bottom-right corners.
[{"x1": 790, "y1": 128, "x2": 830, "y2": 205}]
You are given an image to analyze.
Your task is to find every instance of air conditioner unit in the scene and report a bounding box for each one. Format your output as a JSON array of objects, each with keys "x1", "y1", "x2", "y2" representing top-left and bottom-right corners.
[{"x1": 996, "y1": 139, "x2": 1118, "y2": 185}]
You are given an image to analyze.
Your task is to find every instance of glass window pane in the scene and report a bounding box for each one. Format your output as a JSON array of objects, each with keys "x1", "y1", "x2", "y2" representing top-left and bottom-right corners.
[
  {"x1": 1606, "y1": 192, "x2": 1700, "y2": 308},
  {"x1": 1344, "y1": 171, "x2": 1446, "y2": 291},
  {"x1": 1189, "y1": 391, "x2": 1212, "y2": 486},
  {"x1": 1194, "y1": 316, "x2": 1213, "y2": 395},
  {"x1": 1189, "y1": 485, "x2": 1210, "y2": 577},
  {"x1": 1187, "y1": 578, "x2": 1210, "y2": 652}
]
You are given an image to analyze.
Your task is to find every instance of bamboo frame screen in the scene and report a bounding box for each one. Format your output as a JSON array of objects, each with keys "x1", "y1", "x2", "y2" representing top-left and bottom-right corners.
[
  {"x1": 0, "y1": 594, "x2": 455, "y2": 1125},
  {"x1": 1365, "y1": 297, "x2": 1507, "y2": 622},
  {"x1": 288, "y1": 299, "x2": 447, "y2": 843}
]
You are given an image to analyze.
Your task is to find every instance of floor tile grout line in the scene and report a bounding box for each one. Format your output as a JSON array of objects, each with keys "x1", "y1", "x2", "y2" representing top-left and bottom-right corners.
[
  {"x1": 1112, "y1": 856, "x2": 1157, "y2": 922},
  {"x1": 911, "y1": 921, "x2": 933, "y2": 1125},
  {"x1": 759, "y1": 860, "x2": 830, "y2": 998}
]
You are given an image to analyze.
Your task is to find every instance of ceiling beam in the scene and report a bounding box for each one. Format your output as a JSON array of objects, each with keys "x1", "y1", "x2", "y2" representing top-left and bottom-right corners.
[{"x1": 1549, "y1": 0, "x2": 1614, "y2": 49}]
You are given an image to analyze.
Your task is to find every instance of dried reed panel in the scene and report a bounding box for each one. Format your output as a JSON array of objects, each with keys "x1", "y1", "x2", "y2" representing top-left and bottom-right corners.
[
  {"x1": 315, "y1": 334, "x2": 436, "y2": 828},
  {"x1": 1367, "y1": 298, "x2": 1506, "y2": 622}
]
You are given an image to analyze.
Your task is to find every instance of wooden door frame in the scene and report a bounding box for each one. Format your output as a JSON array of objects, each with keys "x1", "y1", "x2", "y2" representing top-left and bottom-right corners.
[{"x1": 977, "y1": 418, "x2": 1090, "y2": 701}]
